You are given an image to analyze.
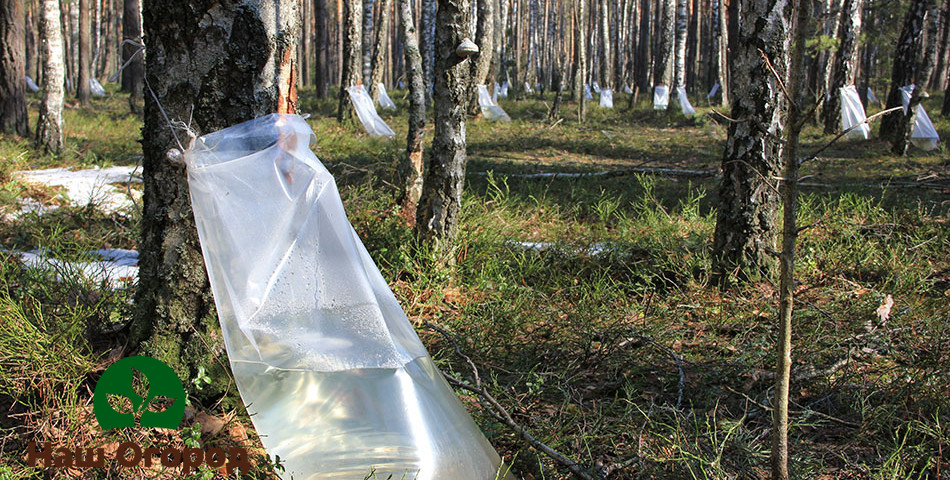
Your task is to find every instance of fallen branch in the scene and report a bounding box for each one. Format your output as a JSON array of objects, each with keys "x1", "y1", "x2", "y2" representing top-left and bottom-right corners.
[
  {"x1": 423, "y1": 322, "x2": 598, "y2": 480},
  {"x1": 469, "y1": 166, "x2": 716, "y2": 180}
]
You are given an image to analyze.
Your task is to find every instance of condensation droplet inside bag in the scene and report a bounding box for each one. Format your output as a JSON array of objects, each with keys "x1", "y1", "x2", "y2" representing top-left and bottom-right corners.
[{"x1": 184, "y1": 114, "x2": 507, "y2": 480}]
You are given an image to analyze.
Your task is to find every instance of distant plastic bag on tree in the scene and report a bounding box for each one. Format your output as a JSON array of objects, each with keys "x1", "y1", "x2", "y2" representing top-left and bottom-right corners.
[
  {"x1": 492, "y1": 83, "x2": 499, "y2": 103},
  {"x1": 654, "y1": 86, "x2": 669, "y2": 110},
  {"x1": 346, "y1": 85, "x2": 396, "y2": 137},
  {"x1": 498, "y1": 81, "x2": 509, "y2": 98},
  {"x1": 90, "y1": 78, "x2": 107, "y2": 97},
  {"x1": 584, "y1": 84, "x2": 594, "y2": 100},
  {"x1": 524, "y1": 81, "x2": 534, "y2": 93},
  {"x1": 839, "y1": 85, "x2": 869, "y2": 140},
  {"x1": 899, "y1": 85, "x2": 940, "y2": 151},
  {"x1": 867, "y1": 87, "x2": 880, "y2": 104},
  {"x1": 599, "y1": 88, "x2": 613, "y2": 108},
  {"x1": 477, "y1": 84, "x2": 511, "y2": 122},
  {"x1": 184, "y1": 114, "x2": 508, "y2": 480},
  {"x1": 377, "y1": 83, "x2": 396, "y2": 110},
  {"x1": 707, "y1": 83, "x2": 720, "y2": 100},
  {"x1": 676, "y1": 86, "x2": 695, "y2": 116},
  {"x1": 25, "y1": 76, "x2": 39, "y2": 92},
  {"x1": 592, "y1": 82, "x2": 601, "y2": 94},
  {"x1": 623, "y1": 84, "x2": 633, "y2": 94}
]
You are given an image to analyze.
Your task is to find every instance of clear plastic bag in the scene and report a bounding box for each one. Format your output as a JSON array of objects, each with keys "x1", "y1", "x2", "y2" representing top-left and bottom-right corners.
[
  {"x1": 654, "y1": 86, "x2": 669, "y2": 110},
  {"x1": 623, "y1": 84, "x2": 633, "y2": 94},
  {"x1": 707, "y1": 83, "x2": 720, "y2": 100},
  {"x1": 523, "y1": 81, "x2": 534, "y2": 93},
  {"x1": 599, "y1": 88, "x2": 613, "y2": 108},
  {"x1": 839, "y1": 85, "x2": 869, "y2": 140},
  {"x1": 867, "y1": 87, "x2": 879, "y2": 104},
  {"x1": 477, "y1": 84, "x2": 511, "y2": 122},
  {"x1": 25, "y1": 75, "x2": 39, "y2": 92},
  {"x1": 584, "y1": 84, "x2": 594, "y2": 100},
  {"x1": 676, "y1": 86, "x2": 695, "y2": 116},
  {"x1": 592, "y1": 81, "x2": 601, "y2": 94},
  {"x1": 498, "y1": 81, "x2": 509, "y2": 98},
  {"x1": 184, "y1": 114, "x2": 506, "y2": 480},
  {"x1": 90, "y1": 78, "x2": 107, "y2": 97},
  {"x1": 377, "y1": 83, "x2": 396, "y2": 110},
  {"x1": 346, "y1": 85, "x2": 396, "y2": 137},
  {"x1": 492, "y1": 82, "x2": 500, "y2": 103},
  {"x1": 899, "y1": 85, "x2": 940, "y2": 151}
]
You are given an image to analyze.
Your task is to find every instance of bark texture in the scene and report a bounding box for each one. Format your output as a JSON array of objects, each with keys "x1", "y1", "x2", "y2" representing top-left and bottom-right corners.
[
  {"x1": 35, "y1": 0, "x2": 64, "y2": 155},
  {"x1": 134, "y1": 0, "x2": 298, "y2": 400},
  {"x1": 711, "y1": 0, "x2": 792, "y2": 284},
  {"x1": 77, "y1": 0, "x2": 91, "y2": 105},
  {"x1": 121, "y1": 0, "x2": 143, "y2": 110},
  {"x1": 654, "y1": 0, "x2": 675, "y2": 88},
  {"x1": 673, "y1": 0, "x2": 687, "y2": 88},
  {"x1": 0, "y1": 0, "x2": 29, "y2": 136},
  {"x1": 369, "y1": 0, "x2": 392, "y2": 102},
  {"x1": 468, "y1": 0, "x2": 493, "y2": 114},
  {"x1": 879, "y1": 0, "x2": 931, "y2": 144},
  {"x1": 399, "y1": 0, "x2": 426, "y2": 217},
  {"x1": 315, "y1": 0, "x2": 329, "y2": 97},
  {"x1": 361, "y1": 0, "x2": 374, "y2": 84},
  {"x1": 421, "y1": 0, "x2": 436, "y2": 105},
  {"x1": 338, "y1": 0, "x2": 362, "y2": 121},
  {"x1": 599, "y1": 0, "x2": 611, "y2": 88},
  {"x1": 416, "y1": 0, "x2": 472, "y2": 263},
  {"x1": 822, "y1": 0, "x2": 861, "y2": 134}
]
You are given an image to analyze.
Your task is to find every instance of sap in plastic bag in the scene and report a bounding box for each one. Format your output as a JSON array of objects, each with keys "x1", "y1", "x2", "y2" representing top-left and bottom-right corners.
[
  {"x1": 377, "y1": 83, "x2": 397, "y2": 110},
  {"x1": 25, "y1": 76, "x2": 39, "y2": 92},
  {"x1": 477, "y1": 84, "x2": 511, "y2": 122},
  {"x1": 839, "y1": 85, "x2": 869, "y2": 140},
  {"x1": 184, "y1": 114, "x2": 508, "y2": 480},
  {"x1": 346, "y1": 85, "x2": 396, "y2": 137},
  {"x1": 584, "y1": 84, "x2": 594, "y2": 100},
  {"x1": 899, "y1": 85, "x2": 940, "y2": 151},
  {"x1": 676, "y1": 86, "x2": 695, "y2": 116},
  {"x1": 599, "y1": 88, "x2": 613, "y2": 108},
  {"x1": 654, "y1": 85, "x2": 669, "y2": 110},
  {"x1": 90, "y1": 78, "x2": 107, "y2": 97}
]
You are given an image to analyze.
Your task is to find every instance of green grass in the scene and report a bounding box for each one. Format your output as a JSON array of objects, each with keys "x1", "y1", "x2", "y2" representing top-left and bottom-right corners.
[{"x1": 0, "y1": 86, "x2": 948, "y2": 478}]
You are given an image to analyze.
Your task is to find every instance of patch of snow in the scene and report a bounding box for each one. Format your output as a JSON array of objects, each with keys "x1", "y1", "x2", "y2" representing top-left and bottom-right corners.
[
  {"x1": 13, "y1": 165, "x2": 142, "y2": 217},
  {"x1": 9, "y1": 248, "x2": 138, "y2": 289},
  {"x1": 507, "y1": 241, "x2": 625, "y2": 258}
]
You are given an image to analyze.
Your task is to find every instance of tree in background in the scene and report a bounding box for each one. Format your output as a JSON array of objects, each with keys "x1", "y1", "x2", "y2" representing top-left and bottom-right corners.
[
  {"x1": 711, "y1": 0, "x2": 792, "y2": 284},
  {"x1": 338, "y1": 0, "x2": 362, "y2": 121},
  {"x1": 121, "y1": 0, "x2": 143, "y2": 112},
  {"x1": 398, "y1": 0, "x2": 426, "y2": 218},
  {"x1": 654, "y1": 0, "x2": 675, "y2": 92},
  {"x1": 134, "y1": 0, "x2": 298, "y2": 399},
  {"x1": 468, "y1": 0, "x2": 493, "y2": 115},
  {"x1": 0, "y1": 0, "x2": 29, "y2": 136},
  {"x1": 35, "y1": 0, "x2": 64, "y2": 155},
  {"x1": 77, "y1": 0, "x2": 91, "y2": 105},
  {"x1": 315, "y1": 0, "x2": 330, "y2": 98},
  {"x1": 823, "y1": 0, "x2": 862, "y2": 134},
  {"x1": 416, "y1": 0, "x2": 473, "y2": 264}
]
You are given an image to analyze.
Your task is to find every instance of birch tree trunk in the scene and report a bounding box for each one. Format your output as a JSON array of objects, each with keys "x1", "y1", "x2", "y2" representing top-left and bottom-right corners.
[
  {"x1": 338, "y1": 0, "x2": 362, "y2": 121},
  {"x1": 0, "y1": 0, "x2": 30, "y2": 136},
  {"x1": 35, "y1": 0, "x2": 64, "y2": 155},
  {"x1": 879, "y1": 0, "x2": 932, "y2": 148},
  {"x1": 421, "y1": 0, "x2": 436, "y2": 105},
  {"x1": 468, "y1": 0, "x2": 493, "y2": 114},
  {"x1": 133, "y1": 0, "x2": 298, "y2": 398},
  {"x1": 654, "y1": 0, "x2": 675, "y2": 89},
  {"x1": 370, "y1": 0, "x2": 393, "y2": 102},
  {"x1": 711, "y1": 0, "x2": 792, "y2": 284},
  {"x1": 709, "y1": 0, "x2": 725, "y2": 104},
  {"x1": 673, "y1": 0, "x2": 687, "y2": 89},
  {"x1": 362, "y1": 0, "x2": 374, "y2": 84},
  {"x1": 398, "y1": 0, "x2": 426, "y2": 218},
  {"x1": 416, "y1": 0, "x2": 472, "y2": 264},
  {"x1": 77, "y1": 0, "x2": 91, "y2": 104},
  {"x1": 574, "y1": 0, "x2": 587, "y2": 119},
  {"x1": 822, "y1": 0, "x2": 861, "y2": 133},
  {"x1": 599, "y1": 0, "x2": 611, "y2": 88}
]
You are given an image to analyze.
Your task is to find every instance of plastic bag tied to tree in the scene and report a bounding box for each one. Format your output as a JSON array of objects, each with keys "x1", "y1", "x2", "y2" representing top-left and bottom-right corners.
[
  {"x1": 599, "y1": 88, "x2": 613, "y2": 109},
  {"x1": 676, "y1": 86, "x2": 695, "y2": 116},
  {"x1": 584, "y1": 84, "x2": 594, "y2": 100},
  {"x1": 377, "y1": 83, "x2": 396, "y2": 110},
  {"x1": 346, "y1": 85, "x2": 396, "y2": 137},
  {"x1": 839, "y1": 85, "x2": 869, "y2": 140},
  {"x1": 184, "y1": 114, "x2": 507, "y2": 480},
  {"x1": 477, "y1": 84, "x2": 511, "y2": 122},
  {"x1": 899, "y1": 85, "x2": 940, "y2": 151},
  {"x1": 654, "y1": 86, "x2": 669, "y2": 110}
]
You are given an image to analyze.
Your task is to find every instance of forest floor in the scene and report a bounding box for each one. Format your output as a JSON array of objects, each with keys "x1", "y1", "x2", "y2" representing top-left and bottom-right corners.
[{"x1": 1, "y1": 85, "x2": 948, "y2": 479}]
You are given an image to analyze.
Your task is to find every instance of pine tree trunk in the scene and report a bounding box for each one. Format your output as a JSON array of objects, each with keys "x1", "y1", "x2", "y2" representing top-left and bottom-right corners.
[
  {"x1": 315, "y1": 0, "x2": 330, "y2": 98},
  {"x1": 338, "y1": 0, "x2": 362, "y2": 121},
  {"x1": 398, "y1": 0, "x2": 425, "y2": 218},
  {"x1": 719, "y1": 0, "x2": 729, "y2": 104},
  {"x1": 134, "y1": 0, "x2": 298, "y2": 398},
  {"x1": 930, "y1": 0, "x2": 949, "y2": 91},
  {"x1": 370, "y1": 0, "x2": 393, "y2": 102},
  {"x1": 636, "y1": 0, "x2": 650, "y2": 92},
  {"x1": 121, "y1": 0, "x2": 142, "y2": 110},
  {"x1": 822, "y1": 0, "x2": 861, "y2": 134},
  {"x1": 711, "y1": 0, "x2": 791, "y2": 284},
  {"x1": 879, "y1": 0, "x2": 932, "y2": 150},
  {"x1": 77, "y1": 0, "x2": 91, "y2": 105},
  {"x1": 654, "y1": 0, "x2": 675, "y2": 89},
  {"x1": 300, "y1": 0, "x2": 311, "y2": 86},
  {"x1": 468, "y1": 0, "x2": 493, "y2": 114},
  {"x1": 673, "y1": 0, "x2": 687, "y2": 88},
  {"x1": 1, "y1": 0, "x2": 30, "y2": 136},
  {"x1": 416, "y1": 0, "x2": 472, "y2": 264},
  {"x1": 858, "y1": 2, "x2": 875, "y2": 107},
  {"x1": 35, "y1": 0, "x2": 64, "y2": 155},
  {"x1": 66, "y1": 0, "x2": 78, "y2": 93}
]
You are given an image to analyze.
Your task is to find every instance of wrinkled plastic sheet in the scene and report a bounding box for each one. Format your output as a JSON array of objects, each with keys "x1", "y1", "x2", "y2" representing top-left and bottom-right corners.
[
  {"x1": 900, "y1": 85, "x2": 940, "y2": 151},
  {"x1": 90, "y1": 78, "x2": 107, "y2": 97},
  {"x1": 584, "y1": 84, "x2": 594, "y2": 100},
  {"x1": 677, "y1": 86, "x2": 695, "y2": 116},
  {"x1": 867, "y1": 87, "x2": 879, "y2": 104},
  {"x1": 347, "y1": 85, "x2": 396, "y2": 137},
  {"x1": 498, "y1": 81, "x2": 509, "y2": 98},
  {"x1": 592, "y1": 82, "x2": 601, "y2": 94},
  {"x1": 524, "y1": 81, "x2": 534, "y2": 93},
  {"x1": 477, "y1": 84, "x2": 511, "y2": 122},
  {"x1": 654, "y1": 86, "x2": 669, "y2": 110},
  {"x1": 599, "y1": 88, "x2": 613, "y2": 108},
  {"x1": 707, "y1": 83, "x2": 720, "y2": 99},
  {"x1": 839, "y1": 85, "x2": 869, "y2": 140},
  {"x1": 25, "y1": 76, "x2": 39, "y2": 92},
  {"x1": 623, "y1": 84, "x2": 633, "y2": 94},
  {"x1": 184, "y1": 114, "x2": 505, "y2": 480},
  {"x1": 377, "y1": 83, "x2": 396, "y2": 109}
]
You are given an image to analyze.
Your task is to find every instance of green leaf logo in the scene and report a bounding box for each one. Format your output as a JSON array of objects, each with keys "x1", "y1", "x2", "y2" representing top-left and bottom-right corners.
[{"x1": 93, "y1": 356, "x2": 187, "y2": 430}]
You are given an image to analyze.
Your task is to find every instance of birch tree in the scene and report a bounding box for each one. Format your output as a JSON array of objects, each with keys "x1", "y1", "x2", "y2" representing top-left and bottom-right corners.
[
  {"x1": 369, "y1": 0, "x2": 392, "y2": 102},
  {"x1": 35, "y1": 0, "x2": 64, "y2": 155},
  {"x1": 338, "y1": 0, "x2": 362, "y2": 121},
  {"x1": 823, "y1": 0, "x2": 861, "y2": 134},
  {"x1": 398, "y1": 0, "x2": 426, "y2": 217},
  {"x1": 673, "y1": 0, "x2": 687, "y2": 89},
  {"x1": 599, "y1": 0, "x2": 611, "y2": 89},
  {"x1": 0, "y1": 0, "x2": 30, "y2": 136},
  {"x1": 469, "y1": 0, "x2": 493, "y2": 114},
  {"x1": 133, "y1": 0, "x2": 298, "y2": 394},
  {"x1": 654, "y1": 0, "x2": 675, "y2": 90},
  {"x1": 416, "y1": 0, "x2": 473, "y2": 263}
]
